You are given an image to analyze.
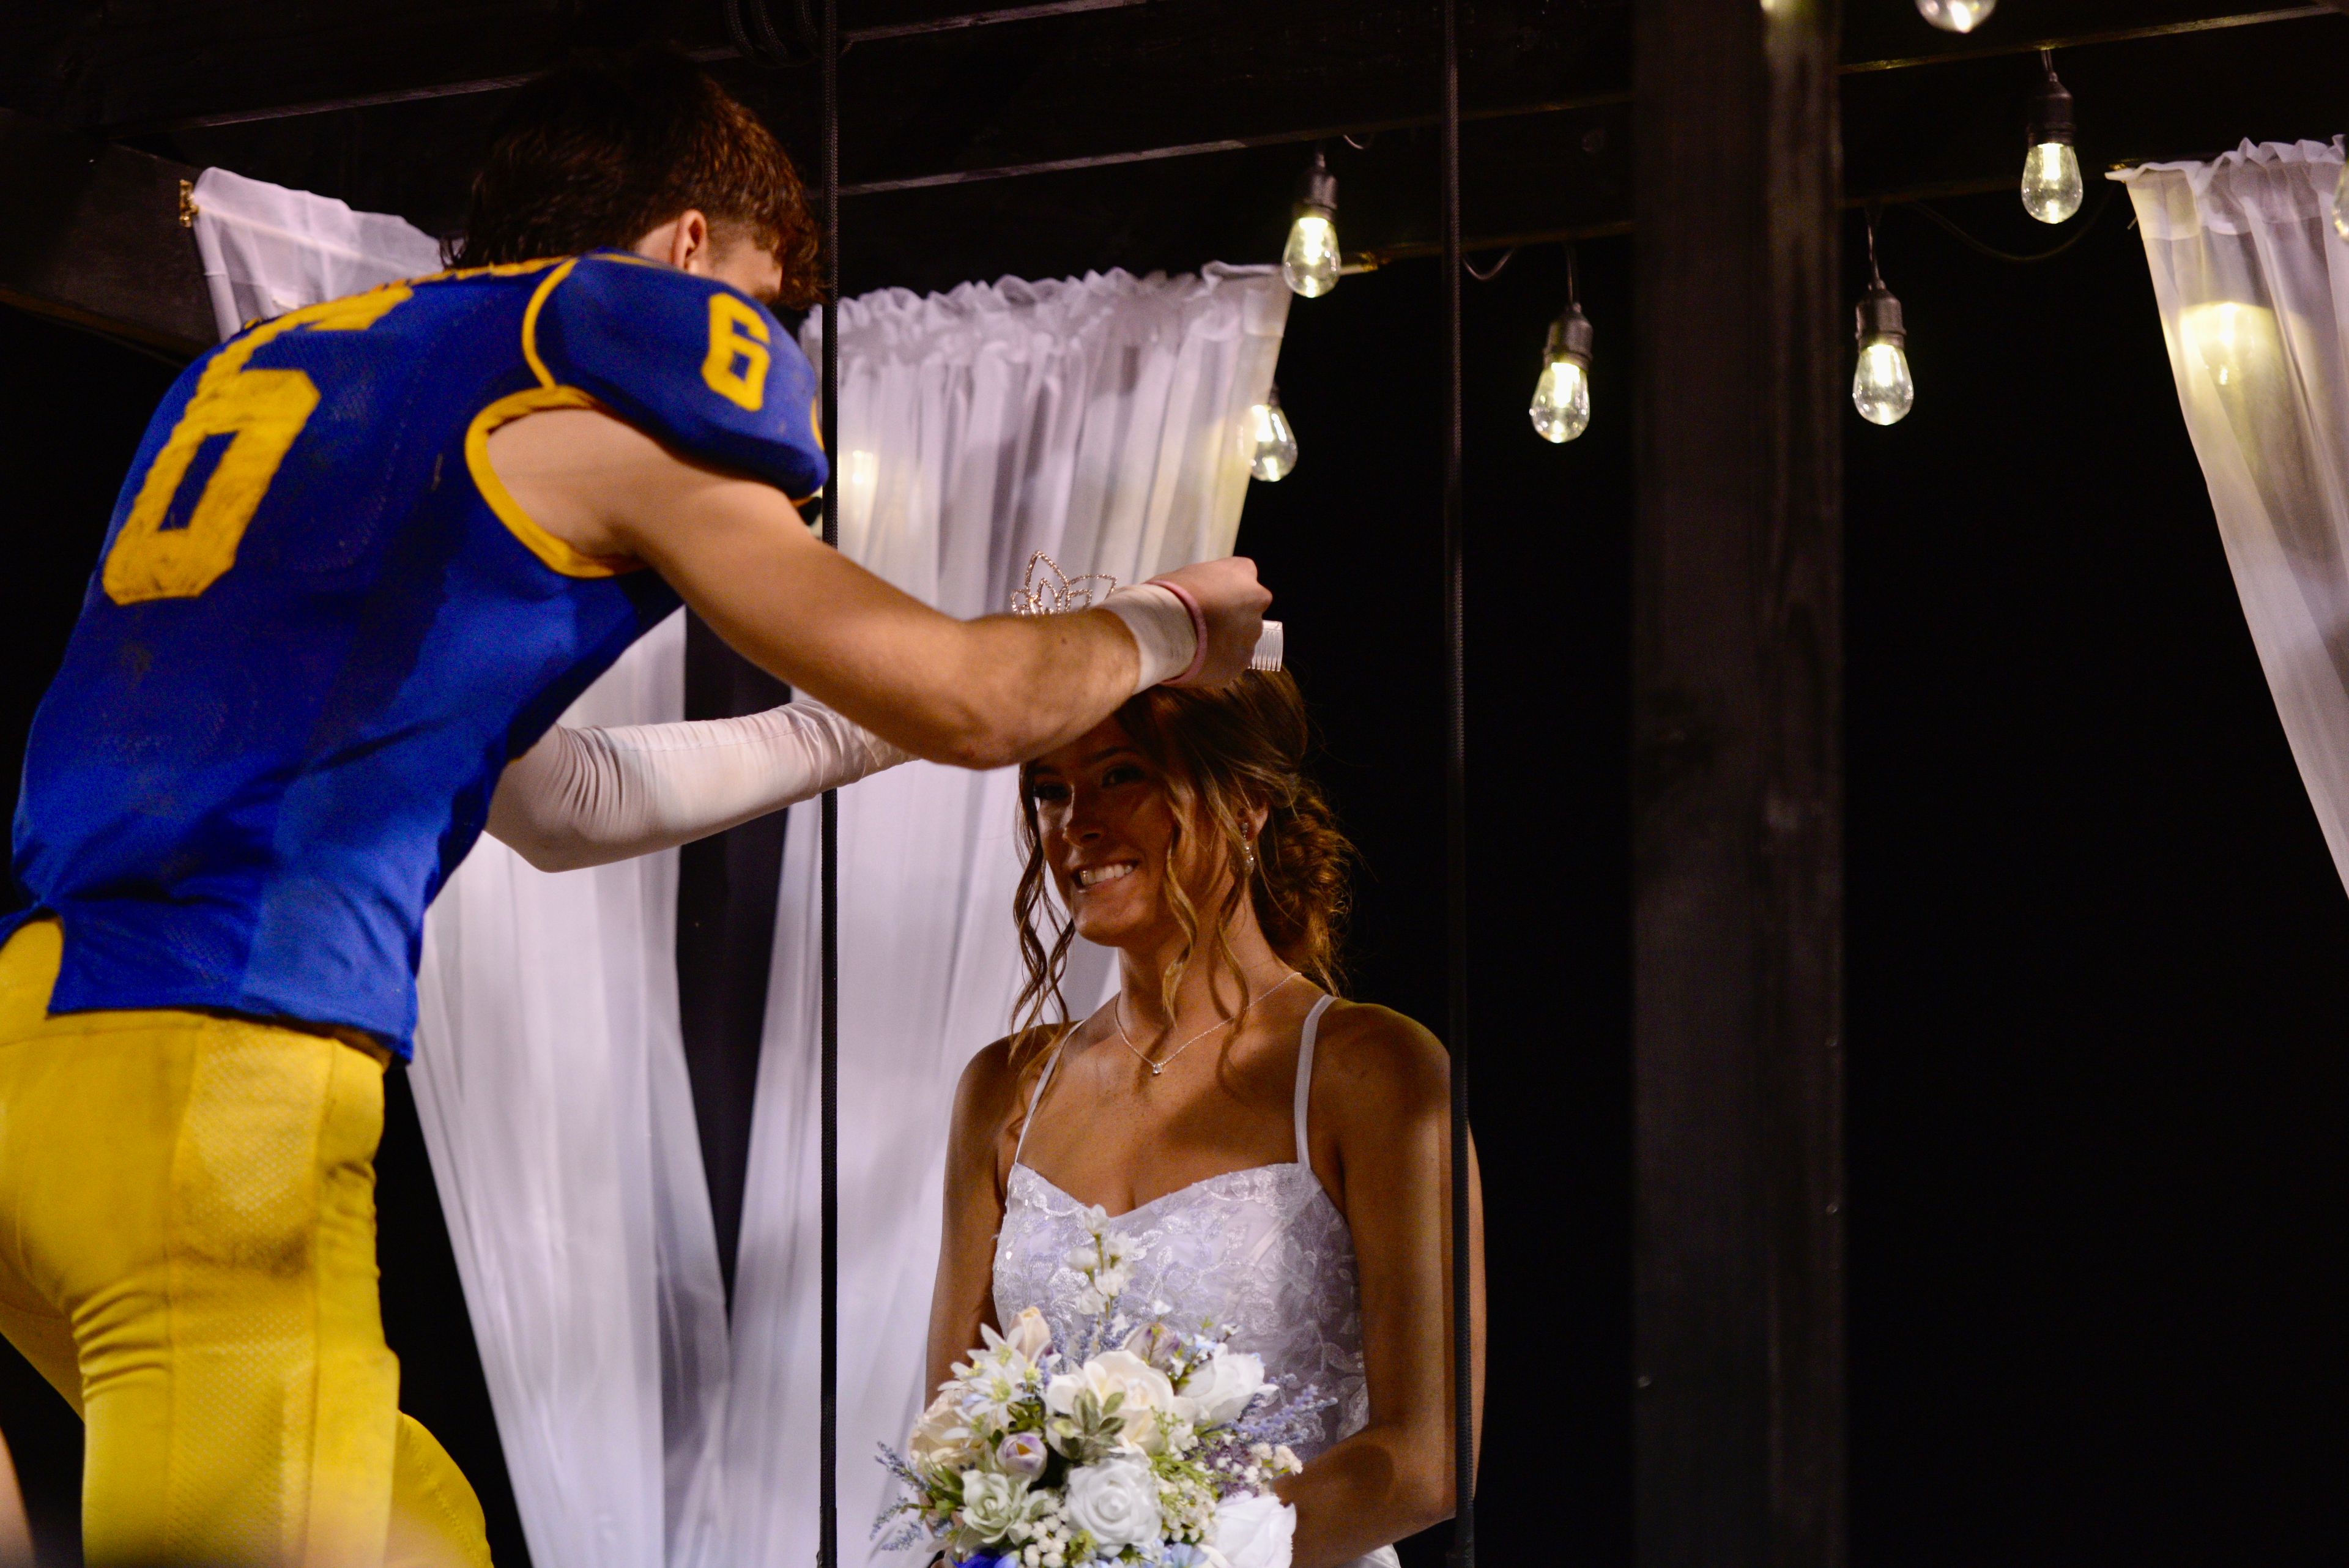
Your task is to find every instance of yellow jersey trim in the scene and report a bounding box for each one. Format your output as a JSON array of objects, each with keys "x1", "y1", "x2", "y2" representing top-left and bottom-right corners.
[
  {"x1": 519, "y1": 256, "x2": 581, "y2": 389},
  {"x1": 400, "y1": 255, "x2": 568, "y2": 291},
  {"x1": 464, "y1": 385, "x2": 644, "y2": 579}
]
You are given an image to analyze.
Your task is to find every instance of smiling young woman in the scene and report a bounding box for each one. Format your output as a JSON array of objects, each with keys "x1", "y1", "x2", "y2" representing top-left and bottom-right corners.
[{"x1": 925, "y1": 670, "x2": 1486, "y2": 1568}]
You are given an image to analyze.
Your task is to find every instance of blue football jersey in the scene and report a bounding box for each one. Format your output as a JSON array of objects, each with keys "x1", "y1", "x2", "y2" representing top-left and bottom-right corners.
[{"x1": 4, "y1": 251, "x2": 826, "y2": 1054}]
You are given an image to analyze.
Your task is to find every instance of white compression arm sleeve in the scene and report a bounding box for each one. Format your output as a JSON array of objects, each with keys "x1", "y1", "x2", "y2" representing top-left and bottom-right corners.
[
  {"x1": 1100, "y1": 584, "x2": 1200, "y2": 692},
  {"x1": 486, "y1": 697, "x2": 914, "y2": 872}
]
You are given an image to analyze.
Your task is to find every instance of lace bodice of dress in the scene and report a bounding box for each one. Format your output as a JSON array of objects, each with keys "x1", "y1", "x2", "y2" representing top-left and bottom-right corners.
[{"x1": 991, "y1": 994, "x2": 1369, "y2": 1460}]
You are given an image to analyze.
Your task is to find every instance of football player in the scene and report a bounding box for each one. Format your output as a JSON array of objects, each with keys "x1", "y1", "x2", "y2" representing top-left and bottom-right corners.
[{"x1": 0, "y1": 46, "x2": 1264, "y2": 1567}]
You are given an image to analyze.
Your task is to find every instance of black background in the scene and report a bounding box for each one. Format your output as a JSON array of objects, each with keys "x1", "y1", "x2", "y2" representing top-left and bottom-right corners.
[{"x1": 3, "y1": 180, "x2": 2343, "y2": 1565}]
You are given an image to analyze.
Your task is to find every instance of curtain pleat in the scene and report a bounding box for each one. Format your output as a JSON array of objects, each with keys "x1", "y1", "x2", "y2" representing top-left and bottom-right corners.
[
  {"x1": 414, "y1": 612, "x2": 735, "y2": 1568},
  {"x1": 2118, "y1": 140, "x2": 2349, "y2": 896}
]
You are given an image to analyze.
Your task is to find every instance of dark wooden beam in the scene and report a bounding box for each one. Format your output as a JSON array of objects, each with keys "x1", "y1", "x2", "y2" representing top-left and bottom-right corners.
[
  {"x1": 1631, "y1": 2, "x2": 1844, "y2": 1566},
  {"x1": 0, "y1": 109, "x2": 210, "y2": 357},
  {"x1": 121, "y1": 2, "x2": 1157, "y2": 134}
]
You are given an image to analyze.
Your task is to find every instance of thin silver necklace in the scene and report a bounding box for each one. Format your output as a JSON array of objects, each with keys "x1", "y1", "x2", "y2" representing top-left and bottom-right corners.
[{"x1": 1113, "y1": 969, "x2": 1303, "y2": 1077}]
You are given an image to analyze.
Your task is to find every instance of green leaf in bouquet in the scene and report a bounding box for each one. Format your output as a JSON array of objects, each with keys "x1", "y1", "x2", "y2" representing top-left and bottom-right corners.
[{"x1": 1045, "y1": 1387, "x2": 1129, "y2": 1465}]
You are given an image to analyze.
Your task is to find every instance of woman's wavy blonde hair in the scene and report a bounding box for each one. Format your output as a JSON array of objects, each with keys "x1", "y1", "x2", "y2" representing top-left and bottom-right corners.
[{"x1": 1011, "y1": 669, "x2": 1354, "y2": 1052}]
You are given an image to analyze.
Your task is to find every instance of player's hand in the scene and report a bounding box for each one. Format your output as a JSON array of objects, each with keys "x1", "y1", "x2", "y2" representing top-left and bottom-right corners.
[{"x1": 1155, "y1": 556, "x2": 1271, "y2": 687}]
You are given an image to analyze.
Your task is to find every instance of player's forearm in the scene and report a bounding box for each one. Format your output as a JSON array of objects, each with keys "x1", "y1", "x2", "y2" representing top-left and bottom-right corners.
[
  {"x1": 622, "y1": 488, "x2": 1143, "y2": 767},
  {"x1": 902, "y1": 610, "x2": 1143, "y2": 768},
  {"x1": 486, "y1": 699, "x2": 911, "y2": 871},
  {"x1": 703, "y1": 598, "x2": 1143, "y2": 771}
]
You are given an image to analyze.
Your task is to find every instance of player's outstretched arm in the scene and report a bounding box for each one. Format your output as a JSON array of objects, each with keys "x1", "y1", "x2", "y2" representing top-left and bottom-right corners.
[
  {"x1": 486, "y1": 696, "x2": 913, "y2": 872},
  {"x1": 485, "y1": 407, "x2": 1268, "y2": 769}
]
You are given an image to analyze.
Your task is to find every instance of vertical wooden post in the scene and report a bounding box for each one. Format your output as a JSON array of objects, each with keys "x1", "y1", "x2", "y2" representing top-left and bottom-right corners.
[{"x1": 1631, "y1": 4, "x2": 1845, "y2": 1567}]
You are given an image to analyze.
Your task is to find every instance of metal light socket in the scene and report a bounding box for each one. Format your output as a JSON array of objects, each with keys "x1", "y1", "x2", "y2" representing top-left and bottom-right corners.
[
  {"x1": 1854, "y1": 281, "x2": 1904, "y2": 349},
  {"x1": 1545, "y1": 302, "x2": 1595, "y2": 368},
  {"x1": 2027, "y1": 69, "x2": 2076, "y2": 150},
  {"x1": 1293, "y1": 148, "x2": 1338, "y2": 225}
]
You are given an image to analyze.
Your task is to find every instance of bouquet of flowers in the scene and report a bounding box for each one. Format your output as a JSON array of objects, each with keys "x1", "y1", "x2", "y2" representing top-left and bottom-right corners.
[{"x1": 880, "y1": 1209, "x2": 1313, "y2": 1568}]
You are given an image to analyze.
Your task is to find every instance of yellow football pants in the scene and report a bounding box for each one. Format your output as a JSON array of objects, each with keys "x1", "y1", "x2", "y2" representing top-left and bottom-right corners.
[{"x1": 0, "y1": 920, "x2": 491, "y2": 1567}]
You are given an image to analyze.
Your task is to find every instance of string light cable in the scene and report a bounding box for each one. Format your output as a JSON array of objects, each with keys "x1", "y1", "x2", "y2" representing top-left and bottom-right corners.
[
  {"x1": 1462, "y1": 246, "x2": 1518, "y2": 282},
  {"x1": 1895, "y1": 178, "x2": 2118, "y2": 265}
]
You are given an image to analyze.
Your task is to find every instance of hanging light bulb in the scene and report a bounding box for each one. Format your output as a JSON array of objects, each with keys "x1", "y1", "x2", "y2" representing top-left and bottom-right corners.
[
  {"x1": 1247, "y1": 385, "x2": 1298, "y2": 480},
  {"x1": 1852, "y1": 214, "x2": 1914, "y2": 427},
  {"x1": 1531, "y1": 250, "x2": 1594, "y2": 443},
  {"x1": 1281, "y1": 148, "x2": 1341, "y2": 299},
  {"x1": 1530, "y1": 308, "x2": 1592, "y2": 443},
  {"x1": 2019, "y1": 50, "x2": 2083, "y2": 225},
  {"x1": 1914, "y1": 0, "x2": 1995, "y2": 32},
  {"x1": 2332, "y1": 159, "x2": 2349, "y2": 241}
]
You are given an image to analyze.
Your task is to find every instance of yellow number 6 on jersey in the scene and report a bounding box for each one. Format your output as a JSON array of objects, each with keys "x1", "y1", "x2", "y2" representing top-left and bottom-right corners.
[
  {"x1": 103, "y1": 286, "x2": 410, "y2": 605},
  {"x1": 701, "y1": 294, "x2": 771, "y2": 412}
]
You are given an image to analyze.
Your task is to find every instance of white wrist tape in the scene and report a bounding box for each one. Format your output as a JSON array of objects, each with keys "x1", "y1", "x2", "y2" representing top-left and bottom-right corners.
[
  {"x1": 1100, "y1": 584, "x2": 1199, "y2": 693},
  {"x1": 486, "y1": 697, "x2": 914, "y2": 872}
]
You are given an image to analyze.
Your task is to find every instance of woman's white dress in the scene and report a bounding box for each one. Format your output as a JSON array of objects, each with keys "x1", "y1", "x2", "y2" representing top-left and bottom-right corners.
[{"x1": 991, "y1": 994, "x2": 1402, "y2": 1568}]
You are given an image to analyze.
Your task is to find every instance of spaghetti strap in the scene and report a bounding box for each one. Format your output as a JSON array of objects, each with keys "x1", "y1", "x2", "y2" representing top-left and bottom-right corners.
[
  {"x1": 1012, "y1": 1038, "x2": 1067, "y2": 1166},
  {"x1": 1293, "y1": 994, "x2": 1337, "y2": 1164}
]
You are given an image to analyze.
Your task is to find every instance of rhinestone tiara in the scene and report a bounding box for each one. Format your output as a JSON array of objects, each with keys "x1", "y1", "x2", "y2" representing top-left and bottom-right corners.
[
  {"x1": 1009, "y1": 551, "x2": 1121, "y2": 615},
  {"x1": 1007, "y1": 549, "x2": 1285, "y2": 672}
]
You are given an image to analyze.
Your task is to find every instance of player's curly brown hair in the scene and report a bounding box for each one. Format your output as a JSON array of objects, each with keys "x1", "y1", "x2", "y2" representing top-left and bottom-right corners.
[
  {"x1": 447, "y1": 45, "x2": 822, "y2": 308},
  {"x1": 1011, "y1": 669, "x2": 1355, "y2": 1047}
]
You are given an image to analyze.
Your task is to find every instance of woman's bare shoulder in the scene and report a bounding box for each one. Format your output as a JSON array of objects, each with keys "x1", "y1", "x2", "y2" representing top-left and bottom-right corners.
[
  {"x1": 952, "y1": 1028, "x2": 1060, "y2": 1134},
  {"x1": 1308, "y1": 998, "x2": 1450, "y2": 1121}
]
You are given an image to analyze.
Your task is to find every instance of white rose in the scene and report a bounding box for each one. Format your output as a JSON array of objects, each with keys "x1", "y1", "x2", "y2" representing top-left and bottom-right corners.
[
  {"x1": 1090, "y1": 1349, "x2": 1176, "y2": 1411},
  {"x1": 909, "y1": 1389, "x2": 975, "y2": 1471},
  {"x1": 1174, "y1": 1350, "x2": 1269, "y2": 1428},
  {"x1": 1062, "y1": 1458, "x2": 1163, "y2": 1547},
  {"x1": 1047, "y1": 1348, "x2": 1178, "y2": 1448},
  {"x1": 1206, "y1": 1493, "x2": 1295, "y2": 1568},
  {"x1": 1107, "y1": 1349, "x2": 1184, "y2": 1447}
]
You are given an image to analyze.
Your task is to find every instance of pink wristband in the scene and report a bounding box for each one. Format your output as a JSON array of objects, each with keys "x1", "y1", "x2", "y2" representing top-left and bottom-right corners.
[{"x1": 1149, "y1": 578, "x2": 1212, "y2": 685}]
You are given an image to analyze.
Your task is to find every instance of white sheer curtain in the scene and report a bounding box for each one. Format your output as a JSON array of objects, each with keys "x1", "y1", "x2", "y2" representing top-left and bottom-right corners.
[
  {"x1": 188, "y1": 167, "x2": 442, "y2": 340},
  {"x1": 2118, "y1": 139, "x2": 2349, "y2": 894},
  {"x1": 702, "y1": 267, "x2": 1290, "y2": 1563},
  {"x1": 413, "y1": 612, "x2": 735, "y2": 1568}
]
